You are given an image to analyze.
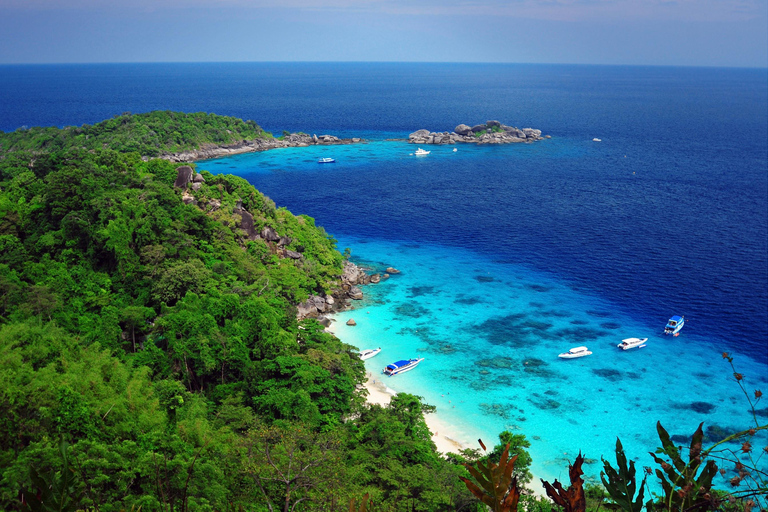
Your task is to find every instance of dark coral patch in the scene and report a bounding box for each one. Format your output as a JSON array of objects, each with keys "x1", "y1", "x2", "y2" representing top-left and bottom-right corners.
[
  {"x1": 592, "y1": 368, "x2": 622, "y2": 381},
  {"x1": 570, "y1": 319, "x2": 589, "y2": 325},
  {"x1": 454, "y1": 295, "x2": 485, "y2": 305},
  {"x1": 586, "y1": 310, "x2": 612, "y2": 318},
  {"x1": 475, "y1": 275, "x2": 495, "y2": 283},
  {"x1": 553, "y1": 326, "x2": 609, "y2": 343},
  {"x1": 525, "y1": 283, "x2": 552, "y2": 292},
  {"x1": 408, "y1": 286, "x2": 437, "y2": 298},
  {"x1": 391, "y1": 302, "x2": 430, "y2": 318},
  {"x1": 600, "y1": 322, "x2": 621, "y2": 330}
]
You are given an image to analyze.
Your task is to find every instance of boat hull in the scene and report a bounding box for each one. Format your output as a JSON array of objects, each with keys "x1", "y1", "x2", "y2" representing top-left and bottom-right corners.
[
  {"x1": 383, "y1": 358, "x2": 424, "y2": 376},
  {"x1": 558, "y1": 351, "x2": 592, "y2": 359},
  {"x1": 617, "y1": 338, "x2": 648, "y2": 350}
]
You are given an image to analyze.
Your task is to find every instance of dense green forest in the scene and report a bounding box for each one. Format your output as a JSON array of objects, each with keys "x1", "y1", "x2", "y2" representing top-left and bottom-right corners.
[
  {"x1": 0, "y1": 111, "x2": 270, "y2": 157},
  {"x1": 0, "y1": 112, "x2": 763, "y2": 511},
  {"x1": 0, "y1": 112, "x2": 487, "y2": 510}
]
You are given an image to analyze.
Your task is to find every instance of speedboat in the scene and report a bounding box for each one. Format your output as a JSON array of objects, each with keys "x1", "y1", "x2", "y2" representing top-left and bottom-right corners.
[
  {"x1": 617, "y1": 338, "x2": 648, "y2": 350},
  {"x1": 592, "y1": 138, "x2": 601, "y2": 142},
  {"x1": 558, "y1": 346, "x2": 592, "y2": 359},
  {"x1": 414, "y1": 148, "x2": 430, "y2": 156},
  {"x1": 318, "y1": 157, "x2": 335, "y2": 163},
  {"x1": 383, "y1": 358, "x2": 424, "y2": 376},
  {"x1": 452, "y1": 148, "x2": 458, "y2": 152},
  {"x1": 664, "y1": 315, "x2": 684, "y2": 336},
  {"x1": 359, "y1": 348, "x2": 381, "y2": 360}
]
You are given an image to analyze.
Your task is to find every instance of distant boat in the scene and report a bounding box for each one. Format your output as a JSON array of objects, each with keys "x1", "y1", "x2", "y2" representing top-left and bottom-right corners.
[
  {"x1": 558, "y1": 346, "x2": 592, "y2": 359},
  {"x1": 593, "y1": 138, "x2": 602, "y2": 142},
  {"x1": 453, "y1": 147, "x2": 458, "y2": 152},
  {"x1": 383, "y1": 358, "x2": 424, "y2": 376},
  {"x1": 664, "y1": 315, "x2": 684, "y2": 336},
  {"x1": 318, "y1": 157, "x2": 335, "y2": 163},
  {"x1": 617, "y1": 338, "x2": 648, "y2": 350},
  {"x1": 414, "y1": 148, "x2": 430, "y2": 156},
  {"x1": 359, "y1": 348, "x2": 381, "y2": 360}
]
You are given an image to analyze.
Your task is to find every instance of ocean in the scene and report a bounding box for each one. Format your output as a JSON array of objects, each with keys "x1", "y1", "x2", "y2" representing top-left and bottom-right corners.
[{"x1": 1, "y1": 62, "x2": 766, "y2": 486}]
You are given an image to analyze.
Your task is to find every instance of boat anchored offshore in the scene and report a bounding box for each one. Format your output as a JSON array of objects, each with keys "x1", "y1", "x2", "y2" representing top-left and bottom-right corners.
[
  {"x1": 664, "y1": 315, "x2": 684, "y2": 336},
  {"x1": 414, "y1": 148, "x2": 430, "y2": 156},
  {"x1": 617, "y1": 338, "x2": 648, "y2": 350},
  {"x1": 383, "y1": 358, "x2": 424, "y2": 376},
  {"x1": 593, "y1": 138, "x2": 602, "y2": 142},
  {"x1": 318, "y1": 157, "x2": 335, "y2": 163},
  {"x1": 359, "y1": 348, "x2": 381, "y2": 360},
  {"x1": 558, "y1": 346, "x2": 593, "y2": 359}
]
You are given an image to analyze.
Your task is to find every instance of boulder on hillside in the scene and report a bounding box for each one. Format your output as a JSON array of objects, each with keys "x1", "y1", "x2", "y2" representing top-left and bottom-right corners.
[
  {"x1": 193, "y1": 173, "x2": 206, "y2": 183},
  {"x1": 471, "y1": 124, "x2": 487, "y2": 133},
  {"x1": 261, "y1": 226, "x2": 280, "y2": 242},
  {"x1": 486, "y1": 120, "x2": 501, "y2": 128},
  {"x1": 174, "y1": 166, "x2": 194, "y2": 189},
  {"x1": 285, "y1": 250, "x2": 302, "y2": 260}
]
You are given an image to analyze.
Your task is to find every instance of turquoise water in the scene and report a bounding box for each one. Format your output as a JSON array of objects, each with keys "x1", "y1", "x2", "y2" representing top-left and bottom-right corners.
[{"x1": 327, "y1": 237, "x2": 764, "y2": 485}]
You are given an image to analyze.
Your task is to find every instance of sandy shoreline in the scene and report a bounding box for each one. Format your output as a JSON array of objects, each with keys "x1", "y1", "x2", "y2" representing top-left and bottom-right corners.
[{"x1": 363, "y1": 371, "x2": 471, "y2": 455}]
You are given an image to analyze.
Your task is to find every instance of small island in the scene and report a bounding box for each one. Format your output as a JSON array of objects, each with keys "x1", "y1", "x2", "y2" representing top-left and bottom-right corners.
[{"x1": 408, "y1": 120, "x2": 548, "y2": 145}]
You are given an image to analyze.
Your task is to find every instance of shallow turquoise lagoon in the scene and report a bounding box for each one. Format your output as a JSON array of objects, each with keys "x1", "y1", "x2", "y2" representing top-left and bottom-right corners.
[{"x1": 331, "y1": 237, "x2": 764, "y2": 486}]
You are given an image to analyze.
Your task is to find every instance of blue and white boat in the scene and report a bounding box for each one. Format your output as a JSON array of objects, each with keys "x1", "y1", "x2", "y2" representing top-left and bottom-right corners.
[
  {"x1": 383, "y1": 358, "x2": 424, "y2": 376},
  {"x1": 318, "y1": 157, "x2": 335, "y2": 163},
  {"x1": 664, "y1": 315, "x2": 685, "y2": 336}
]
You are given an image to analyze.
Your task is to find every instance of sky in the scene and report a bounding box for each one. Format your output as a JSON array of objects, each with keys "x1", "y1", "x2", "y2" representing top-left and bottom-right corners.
[{"x1": 0, "y1": 0, "x2": 766, "y2": 67}]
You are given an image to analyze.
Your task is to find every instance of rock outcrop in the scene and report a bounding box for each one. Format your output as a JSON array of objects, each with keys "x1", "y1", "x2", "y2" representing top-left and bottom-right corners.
[
  {"x1": 408, "y1": 120, "x2": 547, "y2": 145},
  {"x1": 161, "y1": 133, "x2": 363, "y2": 163}
]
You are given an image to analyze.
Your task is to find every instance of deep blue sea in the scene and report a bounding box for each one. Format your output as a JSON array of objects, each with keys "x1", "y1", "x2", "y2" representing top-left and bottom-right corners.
[{"x1": 2, "y1": 63, "x2": 766, "y2": 486}]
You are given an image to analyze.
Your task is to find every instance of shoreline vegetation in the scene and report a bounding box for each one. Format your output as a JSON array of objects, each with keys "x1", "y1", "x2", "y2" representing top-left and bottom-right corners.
[{"x1": 0, "y1": 110, "x2": 763, "y2": 511}]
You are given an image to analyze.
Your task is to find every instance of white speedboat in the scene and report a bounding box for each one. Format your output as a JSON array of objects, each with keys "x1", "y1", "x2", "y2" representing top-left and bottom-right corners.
[
  {"x1": 558, "y1": 346, "x2": 592, "y2": 359},
  {"x1": 383, "y1": 358, "x2": 424, "y2": 376},
  {"x1": 414, "y1": 148, "x2": 430, "y2": 156},
  {"x1": 452, "y1": 147, "x2": 458, "y2": 152},
  {"x1": 664, "y1": 315, "x2": 684, "y2": 336},
  {"x1": 617, "y1": 338, "x2": 648, "y2": 350},
  {"x1": 359, "y1": 348, "x2": 381, "y2": 360},
  {"x1": 593, "y1": 138, "x2": 601, "y2": 142},
  {"x1": 318, "y1": 157, "x2": 335, "y2": 163}
]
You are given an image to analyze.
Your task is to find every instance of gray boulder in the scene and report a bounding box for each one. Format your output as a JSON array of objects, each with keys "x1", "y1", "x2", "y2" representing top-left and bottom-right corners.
[
  {"x1": 190, "y1": 182, "x2": 202, "y2": 191},
  {"x1": 409, "y1": 129, "x2": 431, "y2": 140},
  {"x1": 454, "y1": 124, "x2": 473, "y2": 135},
  {"x1": 348, "y1": 286, "x2": 363, "y2": 300},
  {"x1": 193, "y1": 173, "x2": 206, "y2": 183},
  {"x1": 471, "y1": 124, "x2": 487, "y2": 133},
  {"x1": 285, "y1": 250, "x2": 302, "y2": 260},
  {"x1": 261, "y1": 226, "x2": 280, "y2": 242},
  {"x1": 174, "y1": 166, "x2": 194, "y2": 189},
  {"x1": 486, "y1": 120, "x2": 501, "y2": 128}
]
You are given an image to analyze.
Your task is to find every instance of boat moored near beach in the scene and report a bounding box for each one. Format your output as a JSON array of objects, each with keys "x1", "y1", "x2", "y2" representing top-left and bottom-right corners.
[
  {"x1": 359, "y1": 348, "x2": 381, "y2": 360},
  {"x1": 558, "y1": 346, "x2": 593, "y2": 359},
  {"x1": 383, "y1": 358, "x2": 424, "y2": 376},
  {"x1": 617, "y1": 338, "x2": 648, "y2": 350},
  {"x1": 664, "y1": 315, "x2": 684, "y2": 336}
]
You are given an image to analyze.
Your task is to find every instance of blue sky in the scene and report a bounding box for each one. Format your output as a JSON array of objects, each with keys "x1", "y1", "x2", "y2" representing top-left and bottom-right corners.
[{"x1": 0, "y1": 0, "x2": 766, "y2": 67}]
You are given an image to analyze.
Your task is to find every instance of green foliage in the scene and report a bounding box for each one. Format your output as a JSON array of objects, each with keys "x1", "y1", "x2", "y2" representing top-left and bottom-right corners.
[
  {"x1": 484, "y1": 431, "x2": 533, "y2": 485},
  {"x1": 0, "y1": 111, "x2": 271, "y2": 163},
  {"x1": 20, "y1": 439, "x2": 82, "y2": 512},
  {"x1": 601, "y1": 438, "x2": 647, "y2": 512},
  {"x1": 650, "y1": 422, "x2": 718, "y2": 512}
]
